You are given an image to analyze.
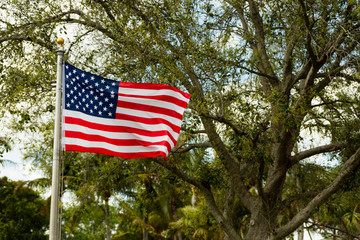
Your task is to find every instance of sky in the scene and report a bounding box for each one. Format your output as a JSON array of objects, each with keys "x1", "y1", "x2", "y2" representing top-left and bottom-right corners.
[{"x1": 0, "y1": 142, "x2": 44, "y2": 181}]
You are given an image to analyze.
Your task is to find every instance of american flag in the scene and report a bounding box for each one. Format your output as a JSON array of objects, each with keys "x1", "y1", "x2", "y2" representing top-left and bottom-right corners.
[{"x1": 62, "y1": 63, "x2": 190, "y2": 160}]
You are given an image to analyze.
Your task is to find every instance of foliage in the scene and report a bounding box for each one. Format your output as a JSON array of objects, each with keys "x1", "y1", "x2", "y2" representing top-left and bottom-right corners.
[
  {"x1": 0, "y1": 177, "x2": 49, "y2": 240},
  {"x1": 0, "y1": 136, "x2": 11, "y2": 163},
  {"x1": 166, "y1": 203, "x2": 224, "y2": 239},
  {"x1": 1, "y1": 0, "x2": 360, "y2": 239},
  {"x1": 311, "y1": 169, "x2": 360, "y2": 239},
  {"x1": 61, "y1": 200, "x2": 119, "y2": 240}
]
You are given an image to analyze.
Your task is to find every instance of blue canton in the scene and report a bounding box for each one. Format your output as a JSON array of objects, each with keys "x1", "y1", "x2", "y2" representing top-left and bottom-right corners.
[{"x1": 64, "y1": 63, "x2": 119, "y2": 119}]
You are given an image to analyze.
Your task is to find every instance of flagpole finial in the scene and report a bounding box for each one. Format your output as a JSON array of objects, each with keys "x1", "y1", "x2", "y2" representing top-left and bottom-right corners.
[{"x1": 57, "y1": 37, "x2": 64, "y2": 47}]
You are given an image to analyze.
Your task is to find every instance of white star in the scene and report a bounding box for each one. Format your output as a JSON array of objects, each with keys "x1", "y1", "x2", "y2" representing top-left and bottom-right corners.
[
  {"x1": 75, "y1": 105, "x2": 79, "y2": 109},
  {"x1": 94, "y1": 105, "x2": 98, "y2": 110},
  {"x1": 90, "y1": 90, "x2": 94, "y2": 95},
  {"x1": 105, "y1": 85, "x2": 110, "y2": 89},
  {"x1": 108, "y1": 112, "x2": 112, "y2": 116},
  {"x1": 66, "y1": 103, "x2": 70, "y2": 108},
  {"x1": 103, "y1": 107, "x2": 108, "y2": 111},
  {"x1": 81, "y1": 73, "x2": 85, "y2": 77},
  {"x1": 99, "y1": 101, "x2": 103, "y2": 106},
  {"x1": 101, "y1": 79, "x2": 105, "y2": 83},
  {"x1": 104, "y1": 98, "x2": 109, "y2": 102},
  {"x1": 95, "y1": 82, "x2": 99, "y2": 87},
  {"x1": 109, "y1": 103, "x2": 114, "y2": 107},
  {"x1": 91, "y1": 76, "x2": 95, "y2": 80},
  {"x1": 90, "y1": 109, "x2": 93, "y2": 113},
  {"x1": 98, "y1": 111, "x2": 102, "y2": 115},
  {"x1": 94, "y1": 96, "x2": 98, "y2": 100}
]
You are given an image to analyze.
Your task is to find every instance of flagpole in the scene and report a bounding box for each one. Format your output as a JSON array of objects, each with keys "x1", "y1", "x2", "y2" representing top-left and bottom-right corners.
[{"x1": 50, "y1": 37, "x2": 65, "y2": 240}]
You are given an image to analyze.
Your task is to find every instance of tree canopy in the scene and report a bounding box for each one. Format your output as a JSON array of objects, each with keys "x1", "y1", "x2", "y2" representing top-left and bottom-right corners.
[
  {"x1": 0, "y1": 177, "x2": 49, "y2": 240},
  {"x1": 1, "y1": 0, "x2": 360, "y2": 239}
]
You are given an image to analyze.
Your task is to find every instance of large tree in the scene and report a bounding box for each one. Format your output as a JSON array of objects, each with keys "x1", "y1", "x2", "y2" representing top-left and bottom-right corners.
[{"x1": 1, "y1": 0, "x2": 360, "y2": 239}]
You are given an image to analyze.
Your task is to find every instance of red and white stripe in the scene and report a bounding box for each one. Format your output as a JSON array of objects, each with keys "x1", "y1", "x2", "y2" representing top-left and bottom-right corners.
[{"x1": 62, "y1": 82, "x2": 190, "y2": 160}]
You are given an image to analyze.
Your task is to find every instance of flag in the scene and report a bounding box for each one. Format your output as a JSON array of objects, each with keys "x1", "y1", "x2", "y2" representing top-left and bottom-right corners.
[{"x1": 62, "y1": 63, "x2": 190, "y2": 160}]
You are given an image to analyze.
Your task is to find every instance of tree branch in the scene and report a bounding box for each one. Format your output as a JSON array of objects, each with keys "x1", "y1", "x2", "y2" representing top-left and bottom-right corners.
[
  {"x1": 224, "y1": 0, "x2": 254, "y2": 46},
  {"x1": 298, "y1": 0, "x2": 317, "y2": 64},
  {"x1": 289, "y1": 142, "x2": 346, "y2": 166},
  {"x1": 200, "y1": 183, "x2": 241, "y2": 240},
  {"x1": 336, "y1": 72, "x2": 360, "y2": 83},
  {"x1": 0, "y1": 9, "x2": 119, "y2": 47},
  {"x1": 271, "y1": 147, "x2": 360, "y2": 240},
  {"x1": 282, "y1": 191, "x2": 319, "y2": 207},
  {"x1": 151, "y1": 156, "x2": 242, "y2": 240},
  {"x1": 247, "y1": 0, "x2": 278, "y2": 87},
  {"x1": 178, "y1": 50, "x2": 256, "y2": 213},
  {"x1": 151, "y1": 157, "x2": 202, "y2": 188},
  {"x1": 92, "y1": 0, "x2": 116, "y2": 22},
  {"x1": 311, "y1": 100, "x2": 356, "y2": 108},
  {"x1": 282, "y1": 32, "x2": 296, "y2": 94},
  {"x1": 229, "y1": 60, "x2": 279, "y2": 82},
  {"x1": 171, "y1": 142, "x2": 212, "y2": 153},
  {"x1": 307, "y1": 221, "x2": 360, "y2": 240},
  {"x1": 200, "y1": 113, "x2": 246, "y2": 137}
]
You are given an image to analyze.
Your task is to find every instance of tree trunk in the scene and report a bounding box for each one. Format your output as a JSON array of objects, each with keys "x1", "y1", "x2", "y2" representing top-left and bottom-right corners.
[
  {"x1": 143, "y1": 227, "x2": 149, "y2": 240},
  {"x1": 244, "y1": 203, "x2": 274, "y2": 240},
  {"x1": 171, "y1": 198, "x2": 182, "y2": 240},
  {"x1": 223, "y1": 184, "x2": 235, "y2": 240},
  {"x1": 297, "y1": 225, "x2": 304, "y2": 240},
  {"x1": 295, "y1": 145, "x2": 304, "y2": 240},
  {"x1": 105, "y1": 197, "x2": 111, "y2": 240},
  {"x1": 142, "y1": 216, "x2": 149, "y2": 240},
  {"x1": 244, "y1": 217, "x2": 272, "y2": 240}
]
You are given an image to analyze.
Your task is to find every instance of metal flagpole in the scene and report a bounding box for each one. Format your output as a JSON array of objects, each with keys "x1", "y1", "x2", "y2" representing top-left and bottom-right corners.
[{"x1": 49, "y1": 37, "x2": 65, "y2": 240}]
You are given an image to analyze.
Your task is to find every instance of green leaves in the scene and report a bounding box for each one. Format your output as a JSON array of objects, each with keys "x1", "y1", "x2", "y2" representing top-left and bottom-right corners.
[
  {"x1": 167, "y1": 204, "x2": 222, "y2": 239},
  {"x1": 0, "y1": 177, "x2": 49, "y2": 240},
  {"x1": 0, "y1": 137, "x2": 11, "y2": 159},
  {"x1": 2, "y1": 0, "x2": 360, "y2": 239}
]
